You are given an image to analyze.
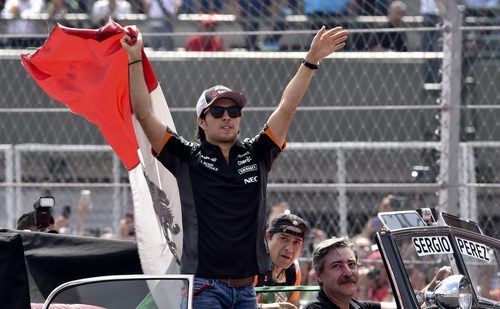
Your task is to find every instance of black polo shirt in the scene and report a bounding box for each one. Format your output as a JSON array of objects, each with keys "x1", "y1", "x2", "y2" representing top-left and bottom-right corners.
[
  {"x1": 156, "y1": 125, "x2": 283, "y2": 278},
  {"x1": 304, "y1": 289, "x2": 381, "y2": 309}
]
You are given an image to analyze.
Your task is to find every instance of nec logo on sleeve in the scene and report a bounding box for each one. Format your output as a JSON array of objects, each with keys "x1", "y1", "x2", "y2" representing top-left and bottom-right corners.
[{"x1": 244, "y1": 176, "x2": 258, "y2": 184}]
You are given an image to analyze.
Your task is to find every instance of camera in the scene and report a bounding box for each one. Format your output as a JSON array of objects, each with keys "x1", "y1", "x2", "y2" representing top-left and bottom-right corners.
[
  {"x1": 33, "y1": 196, "x2": 55, "y2": 231},
  {"x1": 388, "y1": 196, "x2": 405, "y2": 210},
  {"x1": 367, "y1": 266, "x2": 381, "y2": 280}
]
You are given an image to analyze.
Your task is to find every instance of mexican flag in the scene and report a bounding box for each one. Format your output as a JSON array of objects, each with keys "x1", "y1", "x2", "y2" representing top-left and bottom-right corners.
[{"x1": 21, "y1": 18, "x2": 183, "y2": 298}]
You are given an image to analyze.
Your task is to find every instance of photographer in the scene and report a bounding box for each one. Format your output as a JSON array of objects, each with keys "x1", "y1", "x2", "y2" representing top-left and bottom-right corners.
[
  {"x1": 54, "y1": 205, "x2": 71, "y2": 234},
  {"x1": 358, "y1": 251, "x2": 392, "y2": 302},
  {"x1": 363, "y1": 195, "x2": 405, "y2": 240},
  {"x1": 119, "y1": 211, "x2": 136, "y2": 240},
  {"x1": 17, "y1": 196, "x2": 58, "y2": 233}
]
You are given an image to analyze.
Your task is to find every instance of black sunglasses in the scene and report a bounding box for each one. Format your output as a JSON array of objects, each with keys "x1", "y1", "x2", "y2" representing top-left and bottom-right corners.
[{"x1": 205, "y1": 106, "x2": 242, "y2": 118}]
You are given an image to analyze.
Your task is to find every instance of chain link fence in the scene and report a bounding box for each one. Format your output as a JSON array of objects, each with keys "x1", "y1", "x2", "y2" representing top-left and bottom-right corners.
[{"x1": 0, "y1": 1, "x2": 499, "y2": 241}]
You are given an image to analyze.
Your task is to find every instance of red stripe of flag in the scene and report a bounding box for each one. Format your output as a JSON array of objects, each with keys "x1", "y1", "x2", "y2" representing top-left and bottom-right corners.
[{"x1": 21, "y1": 19, "x2": 158, "y2": 170}]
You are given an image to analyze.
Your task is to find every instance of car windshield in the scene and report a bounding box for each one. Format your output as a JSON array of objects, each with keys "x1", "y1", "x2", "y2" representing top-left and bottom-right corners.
[
  {"x1": 455, "y1": 236, "x2": 499, "y2": 305},
  {"x1": 43, "y1": 276, "x2": 191, "y2": 309},
  {"x1": 394, "y1": 232, "x2": 500, "y2": 307},
  {"x1": 395, "y1": 235, "x2": 461, "y2": 291}
]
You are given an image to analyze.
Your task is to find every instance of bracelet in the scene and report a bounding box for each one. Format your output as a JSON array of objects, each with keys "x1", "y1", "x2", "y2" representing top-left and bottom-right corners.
[
  {"x1": 302, "y1": 59, "x2": 319, "y2": 70},
  {"x1": 128, "y1": 59, "x2": 142, "y2": 66}
]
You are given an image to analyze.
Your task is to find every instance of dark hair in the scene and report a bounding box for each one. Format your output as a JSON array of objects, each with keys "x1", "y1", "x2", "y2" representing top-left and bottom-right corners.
[
  {"x1": 196, "y1": 126, "x2": 206, "y2": 142},
  {"x1": 268, "y1": 213, "x2": 308, "y2": 239},
  {"x1": 17, "y1": 212, "x2": 36, "y2": 230},
  {"x1": 312, "y1": 236, "x2": 359, "y2": 273},
  {"x1": 195, "y1": 113, "x2": 206, "y2": 142},
  {"x1": 16, "y1": 210, "x2": 55, "y2": 230}
]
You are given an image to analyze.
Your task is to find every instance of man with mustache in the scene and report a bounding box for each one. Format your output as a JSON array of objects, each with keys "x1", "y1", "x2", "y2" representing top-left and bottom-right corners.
[{"x1": 304, "y1": 237, "x2": 383, "y2": 309}]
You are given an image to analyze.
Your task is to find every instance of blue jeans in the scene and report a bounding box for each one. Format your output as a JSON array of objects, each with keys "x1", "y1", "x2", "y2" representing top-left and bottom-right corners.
[{"x1": 185, "y1": 277, "x2": 258, "y2": 309}]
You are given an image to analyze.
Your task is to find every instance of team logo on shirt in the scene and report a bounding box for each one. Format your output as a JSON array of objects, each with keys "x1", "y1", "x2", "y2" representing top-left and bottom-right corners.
[
  {"x1": 237, "y1": 151, "x2": 250, "y2": 158},
  {"x1": 244, "y1": 176, "x2": 258, "y2": 184},
  {"x1": 237, "y1": 156, "x2": 252, "y2": 165},
  {"x1": 201, "y1": 154, "x2": 217, "y2": 162},
  {"x1": 238, "y1": 164, "x2": 257, "y2": 175},
  {"x1": 202, "y1": 161, "x2": 218, "y2": 172}
]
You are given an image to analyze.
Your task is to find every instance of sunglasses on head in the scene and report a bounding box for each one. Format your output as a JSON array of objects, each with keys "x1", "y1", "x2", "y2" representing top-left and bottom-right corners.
[{"x1": 205, "y1": 106, "x2": 242, "y2": 118}]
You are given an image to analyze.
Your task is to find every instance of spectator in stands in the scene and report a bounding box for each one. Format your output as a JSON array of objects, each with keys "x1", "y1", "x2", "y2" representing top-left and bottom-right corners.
[
  {"x1": 179, "y1": 0, "x2": 226, "y2": 14},
  {"x1": 17, "y1": 210, "x2": 57, "y2": 232},
  {"x1": 351, "y1": 0, "x2": 387, "y2": 16},
  {"x1": 100, "y1": 226, "x2": 116, "y2": 239},
  {"x1": 74, "y1": 190, "x2": 93, "y2": 236},
  {"x1": 184, "y1": 15, "x2": 226, "y2": 51},
  {"x1": 363, "y1": 250, "x2": 392, "y2": 302},
  {"x1": 363, "y1": 194, "x2": 404, "y2": 240},
  {"x1": 1, "y1": 0, "x2": 45, "y2": 48},
  {"x1": 17, "y1": 196, "x2": 59, "y2": 233},
  {"x1": 287, "y1": 0, "x2": 300, "y2": 15},
  {"x1": 121, "y1": 24, "x2": 347, "y2": 308},
  {"x1": 267, "y1": 201, "x2": 290, "y2": 226},
  {"x1": 200, "y1": 0, "x2": 222, "y2": 13},
  {"x1": 128, "y1": 0, "x2": 146, "y2": 13},
  {"x1": 261, "y1": 2, "x2": 295, "y2": 51},
  {"x1": 463, "y1": 0, "x2": 498, "y2": 9},
  {"x1": 54, "y1": 205, "x2": 71, "y2": 233},
  {"x1": 142, "y1": 0, "x2": 182, "y2": 50},
  {"x1": 307, "y1": 227, "x2": 327, "y2": 257},
  {"x1": 46, "y1": 0, "x2": 80, "y2": 28},
  {"x1": 368, "y1": 1, "x2": 407, "y2": 52},
  {"x1": 255, "y1": 213, "x2": 308, "y2": 308},
  {"x1": 420, "y1": 0, "x2": 442, "y2": 83},
  {"x1": 407, "y1": 265, "x2": 427, "y2": 291},
  {"x1": 462, "y1": 0, "x2": 498, "y2": 52},
  {"x1": 91, "y1": 0, "x2": 131, "y2": 27},
  {"x1": 305, "y1": 227, "x2": 328, "y2": 284},
  {"x1": 232, "y1": 0, "x2": 276, "y2": 51},
  {"x1": 351, "y1": 233, "x2": 373, "y2": 261},
  {"x1": 119, "y1": 211, "x2": 136, "y2": 240},
  {"x1": 351, "y1": 233, "x2": 375, "y2": 300},
  {"x1": 66, "y1": 0, "x2": 87, "y2": 13},
  {"x1": 304, "y1": 236, "x2": 386, "y2": 309},
  {"x1": 304, "y1": 0, "x2": 352, "y2": 34}
]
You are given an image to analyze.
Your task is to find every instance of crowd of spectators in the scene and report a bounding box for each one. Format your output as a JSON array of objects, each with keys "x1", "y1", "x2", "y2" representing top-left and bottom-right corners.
[{"x1": 1, "y1": 0, "x2": 499, "y2": 51}]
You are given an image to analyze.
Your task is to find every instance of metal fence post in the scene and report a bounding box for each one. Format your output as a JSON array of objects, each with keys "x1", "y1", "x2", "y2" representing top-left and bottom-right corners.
[
  {"x1": 14, "y1": 145, "x2": 22, "y2": 227},
  {"x1": 112, "y1": 154, "x2": 121, "y2": 236},
  {"x1": 5, "y1": 145, "x2": 14, "y2": 229},
  {"x1": 437, "y1": 0, "x2": 462, "y2": 215},
  {"x1": 336, "y1": 149, "x2": 347, "y2": 236}
]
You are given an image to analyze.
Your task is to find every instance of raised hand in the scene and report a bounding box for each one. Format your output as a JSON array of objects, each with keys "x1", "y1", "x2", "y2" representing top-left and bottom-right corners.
[
  {"x1": 307, "y1": 26, "x2": 349, "y2": 64},
  {"x1": 120, "y1": 25, "x2": 143, "y2": 62}
]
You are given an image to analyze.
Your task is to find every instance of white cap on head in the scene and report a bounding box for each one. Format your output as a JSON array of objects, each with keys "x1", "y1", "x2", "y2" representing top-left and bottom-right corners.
[{"x1": 195, "y1": 85, "x2": 246, "y2": 118}]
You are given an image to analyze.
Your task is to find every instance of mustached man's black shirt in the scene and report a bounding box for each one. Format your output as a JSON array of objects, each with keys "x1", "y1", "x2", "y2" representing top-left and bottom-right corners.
[
  {"x1": 305, "y1": 289, "x2": 381, "y2": 309},
  {"x1": 156, "y1": 125, "x2": 283, "y2": 278}
]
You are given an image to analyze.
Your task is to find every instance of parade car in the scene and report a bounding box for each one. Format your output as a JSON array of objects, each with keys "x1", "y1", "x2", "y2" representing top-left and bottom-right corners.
[
  {"x1": 34, "y1": 274, "x2": 194, "y2": 309},
  {"x1": 9, "y1": 209, "x2": 500, "y2": 309},
  {"x1": 375, "y1": 209, "x2": 500, "y2": 309}
]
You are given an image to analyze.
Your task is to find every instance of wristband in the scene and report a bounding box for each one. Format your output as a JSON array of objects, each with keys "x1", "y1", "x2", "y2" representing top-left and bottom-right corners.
[
  {"x1": 128, "y1": 59, "x2": 142, "y2": 66},
  {"x1": 302, "y1": 59, "x2": 319, "y2": 70}
]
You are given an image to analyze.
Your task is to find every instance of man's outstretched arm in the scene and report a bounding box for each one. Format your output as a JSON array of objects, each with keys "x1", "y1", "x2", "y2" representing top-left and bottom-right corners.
[
  {"x1": 267, "y1": 26, "x2": 348, "y2": 147},
  {"x1": 120, "y1": 28, "x2": 166, "y2": 154}
]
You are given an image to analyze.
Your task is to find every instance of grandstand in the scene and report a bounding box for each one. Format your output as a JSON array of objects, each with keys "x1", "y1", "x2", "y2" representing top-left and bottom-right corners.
[{"x1": 1, "y1": 0, "x2": 499, "y2": 241}]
